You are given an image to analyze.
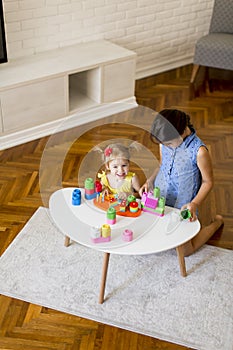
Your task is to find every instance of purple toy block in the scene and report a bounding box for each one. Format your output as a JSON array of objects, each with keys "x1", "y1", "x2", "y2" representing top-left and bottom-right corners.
[
  {"x1": 91, "y1": 236, "x2": 111, "y2": 243},
  {"x1": 106, "y1": 218, "x2": 116, "y2": 225},
  {"x1": 122, "y1": 229, "x2": 133, "y2": 242}
]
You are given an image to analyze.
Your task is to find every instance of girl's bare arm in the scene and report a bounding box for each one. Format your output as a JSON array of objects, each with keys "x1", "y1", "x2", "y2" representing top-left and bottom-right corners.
[
  {"x1": 131, "y1": 174, "x2": 141, "y2": 193},
  {"x1": 182, "y1": 146, "x2": 214, "y2": 220}
]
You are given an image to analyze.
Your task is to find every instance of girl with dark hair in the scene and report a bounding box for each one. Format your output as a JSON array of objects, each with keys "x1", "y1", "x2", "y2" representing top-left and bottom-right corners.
[{"x1": 139, "y1": 109, "x2": 223, "y2": 256}]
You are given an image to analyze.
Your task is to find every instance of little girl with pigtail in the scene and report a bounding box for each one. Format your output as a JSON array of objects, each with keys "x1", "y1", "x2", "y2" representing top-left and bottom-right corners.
[{"x1": 96, "y1": 142, "x2": 141, "y2": 200}]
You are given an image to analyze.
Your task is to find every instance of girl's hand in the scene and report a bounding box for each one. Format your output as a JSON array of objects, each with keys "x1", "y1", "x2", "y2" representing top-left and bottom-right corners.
[
  {"x1": 139, "y1": 180, "x2": 153, "y2": 197},
  {"x1": 181, "y1": 202, "x2": 198, "y2": 221},
  {"x1": 139, "y1": 184, "x2": 147, "y2": 197}
]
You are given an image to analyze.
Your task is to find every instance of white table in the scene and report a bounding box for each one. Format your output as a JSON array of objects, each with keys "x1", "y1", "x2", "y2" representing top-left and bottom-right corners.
[{"x1": 49, "y1": 188, "x2": 200, "y2": 303}]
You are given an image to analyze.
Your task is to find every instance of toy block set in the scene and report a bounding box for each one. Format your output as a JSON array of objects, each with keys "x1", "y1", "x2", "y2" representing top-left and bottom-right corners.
[
  {"x1": 93, "y1": 191, "x2": 142, "y2": 218},
  {"x1": 71, "y1": 178, "x2": 170, "y2": 244},
  {"x1": 90, "y1": 225, "x2": 133, "y2": 243}
]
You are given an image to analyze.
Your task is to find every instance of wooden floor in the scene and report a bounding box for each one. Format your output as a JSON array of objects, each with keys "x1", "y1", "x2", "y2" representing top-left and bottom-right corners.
[{"x1": 0, "y1": 65, "x2": 232, "y2": 349}]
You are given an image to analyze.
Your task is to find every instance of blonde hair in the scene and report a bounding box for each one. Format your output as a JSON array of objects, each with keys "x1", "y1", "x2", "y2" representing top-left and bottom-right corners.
[
  {"x1": 93, "y1": 141, "x2": 141, "y2": 166},
  {"x1": 103, "y1": 143, "x2": 130, "y2": 164}
]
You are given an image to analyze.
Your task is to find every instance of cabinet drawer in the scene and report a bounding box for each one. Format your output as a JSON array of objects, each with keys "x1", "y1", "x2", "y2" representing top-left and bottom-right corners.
[
  {"x1": 1, "y1": 76, "x2": 66, "y2": 132},
  {"x1": 102, "y1": 59, "x2": 135, "y2": 103}
]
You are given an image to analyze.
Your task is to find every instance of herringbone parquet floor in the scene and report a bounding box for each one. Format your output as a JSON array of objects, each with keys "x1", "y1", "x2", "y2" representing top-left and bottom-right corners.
[{"x1": 0, "y1": 65, "x2": 232, "y2": 349}]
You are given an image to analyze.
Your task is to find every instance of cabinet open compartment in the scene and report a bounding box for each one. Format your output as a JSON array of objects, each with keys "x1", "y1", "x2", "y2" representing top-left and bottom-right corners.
[{"x1": 68, "y1": 67, "x2": 102, "y2": 113}]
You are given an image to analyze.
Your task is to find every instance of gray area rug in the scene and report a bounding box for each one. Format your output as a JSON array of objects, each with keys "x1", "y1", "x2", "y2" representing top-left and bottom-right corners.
[{"x1": 0, "y1": 207, "x2": 232, "y2": 350}]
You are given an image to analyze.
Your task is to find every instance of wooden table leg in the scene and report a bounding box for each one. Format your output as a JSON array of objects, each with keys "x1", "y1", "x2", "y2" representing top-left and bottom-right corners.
[
  {"x1": 99, "y1": 252, "x2": 110, "y2": 304},
  {"x1": 176, "y1": 244, "x2": 187, "y2": 277},
  {"x1": 64, "y1": 235, "x2": 70, "y2": 247}
]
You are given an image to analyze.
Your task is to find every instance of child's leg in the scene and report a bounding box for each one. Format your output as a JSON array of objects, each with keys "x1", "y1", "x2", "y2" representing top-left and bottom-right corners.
[{"x1": 182, "y1": 215, "x2": 224, "y2": 257}]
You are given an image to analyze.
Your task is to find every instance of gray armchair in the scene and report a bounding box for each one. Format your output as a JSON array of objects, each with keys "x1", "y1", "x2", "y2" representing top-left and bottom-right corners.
[{"x1": 190, "y1": 0, "x2": 233, "y2": 99}]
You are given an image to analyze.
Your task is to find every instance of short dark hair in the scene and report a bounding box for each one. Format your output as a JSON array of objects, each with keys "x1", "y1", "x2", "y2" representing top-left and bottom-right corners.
[{"x1": 151, "y1": 109, "x2": 193, "y2": 143}]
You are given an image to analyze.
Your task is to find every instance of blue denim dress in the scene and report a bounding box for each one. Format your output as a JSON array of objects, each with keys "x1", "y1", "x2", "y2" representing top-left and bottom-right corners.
[{"x1": 154, "y1": 129, "x2": 206, "y2": 209}]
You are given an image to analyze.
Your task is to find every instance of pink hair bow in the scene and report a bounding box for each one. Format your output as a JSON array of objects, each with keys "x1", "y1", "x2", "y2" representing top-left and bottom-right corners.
[{"x1": 104, "y1": 147, "x2": 112, "y2": 157}]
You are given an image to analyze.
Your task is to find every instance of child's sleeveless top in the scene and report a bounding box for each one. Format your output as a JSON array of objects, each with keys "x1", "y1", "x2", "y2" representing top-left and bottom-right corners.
[
  {"x1": 154, "y1": 128, "x2": 206, "y2": 209},
  {"x1": 98, "y1": 171, "x2": 135, "y2": 195}
]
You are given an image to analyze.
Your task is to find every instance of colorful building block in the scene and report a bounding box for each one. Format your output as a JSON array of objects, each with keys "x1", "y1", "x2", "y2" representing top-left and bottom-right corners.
[
  {"x1": 180, "y1": 209, "x2": 192, "y2": 220},
  {"x1": 90, "y1": 224, "x2": 111, "y2": 243},
  {"x1": 72, "y1": 188, "x2": 81, "y2": 205},
  {"x1": 122, "y1": 229, "x2": 133, "y2": 242},
  {"x1": 127, "y1": 194, "x2": 136, "y2": 203},
  {"x1": 101, "y1": 224, "x2": 111, "y2": 238},
  {"x1": 109, "y1": 195, "x2": 119, "y2": 207},
  {"x1": 85, "y1": 177, "x2": 94, "y2": 190},
  {"x1": 90, "y1": 226, "x2": 101, "y2": 239},
  {"x1": 84, "y1": 177, "x2": 96, "y2": 199},
  {"x1": 106, "y1": 207, "x2": 116, "y2": 225},
  {"x1": 129, "y1": 201, "x2": 138, "y2": 213},
  {"x1": 119, "y1": 199, "x2": 127, "y2": 212},
  {"x1": 95, "y1": 180, "x2": 102, "y2": 193},
  {"x1": 141, "y1": 187, "x2": 165, "y2": 216}
]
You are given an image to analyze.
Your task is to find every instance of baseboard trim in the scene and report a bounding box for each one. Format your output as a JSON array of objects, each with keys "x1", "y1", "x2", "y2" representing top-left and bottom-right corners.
[
  {"x1": 0, "y1": 97, "x2": 138, "y2": 150},
  {"x1": 136, "y1": 56, "x2": 193, "y2": 80}
]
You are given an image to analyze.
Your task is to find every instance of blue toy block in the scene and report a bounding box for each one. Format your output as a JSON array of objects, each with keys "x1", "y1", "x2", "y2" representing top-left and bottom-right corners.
[
  {"x1": 85, "y1": 192, "x2": 96, "y2": 200},
  {"x1": 72, "y1": 189, "x2": 81, "y2": 205}
]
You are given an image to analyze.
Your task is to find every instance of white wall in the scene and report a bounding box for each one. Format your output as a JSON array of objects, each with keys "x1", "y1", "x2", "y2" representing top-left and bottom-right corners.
[{"x1": 2, "y1": 0, "x2": 214, "y2": 79}]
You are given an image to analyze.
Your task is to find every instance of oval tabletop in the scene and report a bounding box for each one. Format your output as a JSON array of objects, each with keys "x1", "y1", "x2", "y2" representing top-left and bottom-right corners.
[{"x1": 49, "y1": 187, "x2": 200, "y2": 255}]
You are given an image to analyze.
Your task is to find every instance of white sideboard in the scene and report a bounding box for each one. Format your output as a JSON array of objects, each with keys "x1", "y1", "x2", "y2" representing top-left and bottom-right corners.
[{"x1": 0, "y1": 40, "x2": 137, "y2": 150}]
